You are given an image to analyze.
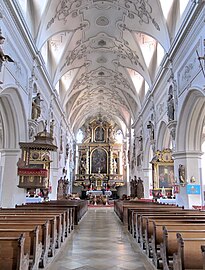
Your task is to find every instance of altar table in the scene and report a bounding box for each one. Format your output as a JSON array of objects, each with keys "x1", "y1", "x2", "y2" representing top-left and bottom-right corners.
[{"x1": 86, "y1": 190, "x2": 112, "y2": 196}]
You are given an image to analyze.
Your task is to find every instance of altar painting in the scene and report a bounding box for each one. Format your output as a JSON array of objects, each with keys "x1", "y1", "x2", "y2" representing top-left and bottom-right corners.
[{"x1": 91, "y1": 148, "x2": 107, "y2": 173}]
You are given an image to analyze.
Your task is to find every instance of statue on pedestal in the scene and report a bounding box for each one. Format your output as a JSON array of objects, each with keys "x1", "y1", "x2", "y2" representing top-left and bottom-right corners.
[
  {"x1": 136, "y1": 177, "x2": 144, "y2": 199},
  {"x1": 167, "y1": 92, "x2": 175, "y2": 121},
  {"x1": 32, "y1": 93, "x2": 43, "y2": 120}
]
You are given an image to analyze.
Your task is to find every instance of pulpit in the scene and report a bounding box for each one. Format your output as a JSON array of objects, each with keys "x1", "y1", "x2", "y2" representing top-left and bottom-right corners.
[{"x1": 17, "y1": 126, "x2": 57, "y2": 199}]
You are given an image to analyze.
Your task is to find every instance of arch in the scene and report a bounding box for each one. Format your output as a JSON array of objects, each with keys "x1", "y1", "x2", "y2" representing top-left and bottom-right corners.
[
  {"x1": 156, "y1": 121, "x2": 171, "y2": 150},
  {"x1": 176, "y1": 89, "x2": 205, "y2": 152},
  {"x1": 0, "y1": 87, "x2": 27, "y2": 148}
]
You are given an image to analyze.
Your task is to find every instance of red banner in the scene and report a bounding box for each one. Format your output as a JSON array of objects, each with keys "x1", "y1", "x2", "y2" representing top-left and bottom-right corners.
[{"x1": 18, "y1": 168, "x2": 48, "y2": 177}]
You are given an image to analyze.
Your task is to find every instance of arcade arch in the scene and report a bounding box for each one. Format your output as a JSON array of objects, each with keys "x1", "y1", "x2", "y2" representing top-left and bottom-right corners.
[{"x1": 0, "y1": 87, "x2": 27, "y2": 206}]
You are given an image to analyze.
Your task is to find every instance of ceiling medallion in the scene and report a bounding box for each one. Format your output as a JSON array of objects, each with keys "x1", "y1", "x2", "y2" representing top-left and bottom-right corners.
[
  {"x1": 97, "y1": 80, "x2": 106, "y2": 85},
  {"x1": 96, "y1": 56, "x2": 107, "y2": 63},
  {"x1": 98, "y1": 40, "x2": 106, "y2": 46},
  {"x1": 96, "y1": 16, "x2": 109, "y2": 26}
]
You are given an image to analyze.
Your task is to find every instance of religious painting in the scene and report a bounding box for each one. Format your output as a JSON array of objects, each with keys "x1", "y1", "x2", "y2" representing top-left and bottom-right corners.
[
  {"x1": 158, "y1": 165, "x2": 175, "y2": 188},
  {"x1": 91, "y1": 148, "x2": 107, "y2": 174},
  {"x1": 151, "y1": 149, "x2": 174, "y2": 191},
  {"x1": 95, "y1": 126, "x2": 105, "y2": 142}
]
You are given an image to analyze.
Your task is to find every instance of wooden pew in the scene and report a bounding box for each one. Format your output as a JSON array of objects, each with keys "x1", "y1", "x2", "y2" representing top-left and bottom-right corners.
[
  {"x1": 9, "y1": 206, "x2": 73, "y2": 236},
  {"x1": 0, "y1": 211, "x2": 63, "y2": 250},
  {"x1": 40, "y1": 199, "x2": 88, "y2": 224},
  {"x1": 173, "y1": 233, "x2": 205, "y2": 270},
  {"x1": 125, "y1": 203, "x2": 205, "y2": 270},
  {"x1": 129, "y1": 207, "x2": 179, "y2": 235},
  {"x1": 161, "y1": 227, "x2": 205, "y2": 270},
  {"x1": 145, "y1": 218, "x2": 205, "y2": 267},
  {"x1": 0, "y1": 226, "x2": 42, "y2": 270},
  {"x1": 141, "y1": 214, "x2": 205, "y2": 252},
  {"x1": 16, "y1": 203, "x2": 76, "y2": 228},
  {"x1": 0, "y1": 215, "x2": 57, "y2": 258},
  {"x1": 0, "y1": 221, "x2": 50, "y2": 268},
  {"x1": 0, "y1": 233, "x2": 29, "y2": 270},
  {"x1": 130, "y1": 208, "x2": 195, "y2": 240},
  {"x1": 114, "y1": 200, "x2": 179, "y2": 227}
]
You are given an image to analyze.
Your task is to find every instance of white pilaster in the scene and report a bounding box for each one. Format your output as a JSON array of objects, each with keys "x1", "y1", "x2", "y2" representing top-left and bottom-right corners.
[
  {"x1": 173, "y1": 150, "x2": 203, "y2": 208},
  {"x1": 0, "y1": 149, "x2": 25, "y2": 207}
]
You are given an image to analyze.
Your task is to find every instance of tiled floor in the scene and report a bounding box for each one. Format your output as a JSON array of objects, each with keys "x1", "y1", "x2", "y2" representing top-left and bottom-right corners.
[{"x1": 46, "y1": 207, "x2": 156, "y2": 270}]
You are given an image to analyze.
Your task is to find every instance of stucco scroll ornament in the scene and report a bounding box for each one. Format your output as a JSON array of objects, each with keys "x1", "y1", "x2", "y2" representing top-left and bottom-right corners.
[
  {"x1": 124, "y1": 0, "x2": 160, "y2": 31},
  {"x1": 46, "y1": 0, "x2": 83, "y2": 29}
]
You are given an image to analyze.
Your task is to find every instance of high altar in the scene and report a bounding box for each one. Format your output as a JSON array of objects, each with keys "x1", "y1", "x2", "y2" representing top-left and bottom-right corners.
[{"x1": 75, "y1": 117, "x2": 126, "y2": 192}]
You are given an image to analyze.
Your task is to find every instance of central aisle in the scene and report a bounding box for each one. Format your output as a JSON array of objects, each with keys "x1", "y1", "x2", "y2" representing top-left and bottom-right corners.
[{"x1": 46, "y1": 207, "x2": 156, "y2": 270}]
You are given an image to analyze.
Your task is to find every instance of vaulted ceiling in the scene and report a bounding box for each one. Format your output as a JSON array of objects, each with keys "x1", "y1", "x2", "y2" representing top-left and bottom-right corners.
[{"x1": 17, "y1": 0, "x2": 189, "y2": 136}]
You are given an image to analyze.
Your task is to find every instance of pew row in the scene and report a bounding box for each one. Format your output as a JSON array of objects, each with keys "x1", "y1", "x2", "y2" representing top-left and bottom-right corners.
[
  {"x1": 0, "y1": 233, "x2": 29, "y2": 270},
  {"x1": 0, "y1": 226, "x2": 42, "y2": 270},
  {"x1": 161, "y1": 227, "x2": 205, "y2": 270},
  {"x1": 173, "y1": 233, "x2": 205, "y2": 270}
]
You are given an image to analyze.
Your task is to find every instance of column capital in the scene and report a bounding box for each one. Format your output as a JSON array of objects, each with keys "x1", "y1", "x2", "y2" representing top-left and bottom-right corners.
[
  {"x1": 0, "y1": 149, "x2": 20, "y2": 157},
  {"x1": 172, "y1": 150, "x2": 203, "y2": 159}
]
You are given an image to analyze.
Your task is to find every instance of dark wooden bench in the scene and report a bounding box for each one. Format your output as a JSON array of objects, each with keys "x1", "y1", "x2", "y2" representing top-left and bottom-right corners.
[
  {"x1": 40, "y1": 199, "x2": 88, "y2": 224},
  {"x1": 16, "y1": 202, "x2": 78, "y2": 226},
  {"x1": 10, "y1": 206, "x2": 73, "y2": 235},
  {"x1": 145, "y1": 218, "x2": 205, "y2": 267},
  {"x1": 173, "y1": 233, "x2": 205, "y2": 270},
  {"x1": 130, "y1": 208, "x2": 192, "y2": 240},
  {"x1": 0, "y1": 211, "x2": 64, "y2": 250},
  {"x1": 0, "y1": 215, "x2": 58, "y2": 259},
  {"x1": 161, "y1": 227, "x2": 205, "y2": 270},
  {"x1": 0, "y1": 233, "x2": 29, "y2": 270},
  {"x1": 114, "y1": 200, "x2": 179, "y2": 227},
  {"x1": 0, "y1": 220, "x2": 50, "y2": 268},
  {"x1": 0, "y1": 226, "x2": 42, "y2": 270}
]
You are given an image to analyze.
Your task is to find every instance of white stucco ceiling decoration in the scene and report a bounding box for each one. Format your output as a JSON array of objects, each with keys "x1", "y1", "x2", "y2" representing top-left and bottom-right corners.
[{"x1": 16, "y1": 0, "x2": 190, "y2": 135}]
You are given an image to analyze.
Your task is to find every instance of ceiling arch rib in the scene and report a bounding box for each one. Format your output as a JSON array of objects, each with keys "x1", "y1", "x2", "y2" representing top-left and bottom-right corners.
[
  {"x1": 62, "y1": 66, "x2": 141, "y2": 125},
  {"x1": 68, "y1": 86, "x2": 131, "y2": 121},
  {"x1": 53, "y1": 30, "x2": 152, "y2": 87},
  {"x1": 66, "y1": 84, "x2": 133, "y2": 127},
  {"x1": 71, "y1": 103, "x2": 128, "y2": 135},
  {"x1": 35, "y1": 0, "x2": 87, "y2": 49},
  {"x1": 62, "y1": 66, "x2": 141, "y2": 107}
]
